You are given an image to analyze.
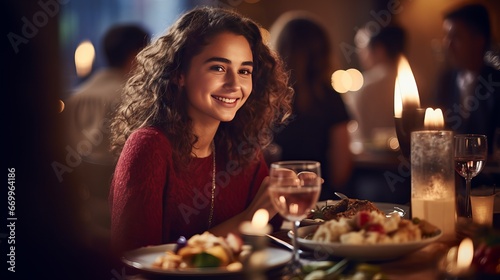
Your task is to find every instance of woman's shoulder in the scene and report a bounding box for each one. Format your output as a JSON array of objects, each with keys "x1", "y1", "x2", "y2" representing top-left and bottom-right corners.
[
  {"x1": 125, "y1": 127, "x2": 172, "y2": 153},
  {"x1": 129, "y1": 127, "x2": 169, "y2": 142}
]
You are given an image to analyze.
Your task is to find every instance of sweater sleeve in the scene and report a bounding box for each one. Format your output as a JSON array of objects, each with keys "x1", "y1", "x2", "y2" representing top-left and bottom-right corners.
[
  {"x1": 109, "y1": 128, "x2": 170, "y2": 253},
  {"x1": 247, "y1": 154, "x2": 283, "y2": 230}
]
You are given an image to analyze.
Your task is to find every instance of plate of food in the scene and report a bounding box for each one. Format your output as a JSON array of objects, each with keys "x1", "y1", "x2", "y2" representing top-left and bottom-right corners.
[
  {"x1": 292, "y1": 210, "x2": 442, "y2": 261},
  {"x1": 122, "y1": 231, "x2": 292, "y2": 276},
  {"x1": 302, "y1": 198, "x2": 409, "y2": 226}
]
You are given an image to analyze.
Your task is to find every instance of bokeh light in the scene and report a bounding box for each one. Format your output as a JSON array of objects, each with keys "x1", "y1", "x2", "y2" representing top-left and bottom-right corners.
[
  {"x1": 331, "y1": 70, "x2": 349, "y2": 93},
  {"x1": 332, "y1": 69, "x2": 364, "y2": 93},
  {"x1": 75, "y1": 40, "x2": 95, "y2": 77},
  {"x1": 58, "y1": 100, "x2": 65, "y2": 113},
  {"x1": 346, "y1": 68, "x2": 364, "y2": 91},
  {"x1": 388, "y1": 137, "x2": 400, "y2": 150},
  {"x1": 349, "y1": 141, "x2": 364, "y2": 155},
  {"x1": 347, "y1": 120, "x2": 359, "y2": 133}
]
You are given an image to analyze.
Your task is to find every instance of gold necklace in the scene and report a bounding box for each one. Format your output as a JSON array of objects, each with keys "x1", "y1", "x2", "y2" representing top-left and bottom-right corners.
[{"x1": 207, "y1": 141, "x2": 216, "y2": 229}]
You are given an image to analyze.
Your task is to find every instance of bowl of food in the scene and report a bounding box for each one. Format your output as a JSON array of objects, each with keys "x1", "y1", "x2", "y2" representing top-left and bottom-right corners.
[{"x1": 293, "y1": 210, "x2": 441, "y2": 261}]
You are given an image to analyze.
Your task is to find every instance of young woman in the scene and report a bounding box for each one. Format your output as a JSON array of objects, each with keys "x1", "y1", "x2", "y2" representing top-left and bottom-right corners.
[{"x1": 109, "y1": 6, "x2": 293, "y2": 252}]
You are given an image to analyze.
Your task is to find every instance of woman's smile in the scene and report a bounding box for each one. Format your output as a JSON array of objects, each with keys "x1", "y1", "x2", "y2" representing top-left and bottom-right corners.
[{"x1": 212, "y1": 95, "x2": 239, "y2": 105}]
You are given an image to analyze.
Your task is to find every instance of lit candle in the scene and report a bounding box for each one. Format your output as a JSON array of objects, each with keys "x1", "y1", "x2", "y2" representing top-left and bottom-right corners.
[
  {"x1": 456, "y1": 238, "x2": 473, "y2": 270},
  {"x1": 424, "y1": 108, "x2": 444, "y2": 130},
  {"x1": 470, "y1": 190, "x2": 495, "y2": 226},
  {"x1": 239, "y1": 209, "x2": 272, "y2": 236},
  {"x1": 440, "y1": 238, "x2": 474, "y2": 279},
  {"x1": 394, "y1": 77, "x2": 403, "y2": 118},
  {"x1": 411, "y1": 107, "x2": 455, "y2": 237},
  {"x1": 393, "y1": 55, "x2": 425, "y2": 158},
  {"x1": 396, "y1": 55, "x2": 420, "y2": 110}
]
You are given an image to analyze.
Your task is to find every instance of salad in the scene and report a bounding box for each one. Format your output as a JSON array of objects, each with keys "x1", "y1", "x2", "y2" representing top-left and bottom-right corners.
[{"x1": 152, "y1": 231, "x2": 249, "y2": 270}]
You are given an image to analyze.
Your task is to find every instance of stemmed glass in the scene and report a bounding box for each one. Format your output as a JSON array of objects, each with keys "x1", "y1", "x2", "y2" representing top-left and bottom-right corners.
[
  {"x1": 268, "y1": 161, "x2": 321, "y2": 278},
  {"x1": 454, "y1": 134, "x2": 487, "y2": 219}
]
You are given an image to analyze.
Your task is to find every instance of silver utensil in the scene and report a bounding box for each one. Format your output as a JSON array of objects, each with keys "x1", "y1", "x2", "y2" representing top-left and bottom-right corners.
[
  {"x1": 334, "y1": 192, "x2": 349, "y2": 200},
  {"x1": 266, "y1": 234, "x2": 312, "y2": 258}
]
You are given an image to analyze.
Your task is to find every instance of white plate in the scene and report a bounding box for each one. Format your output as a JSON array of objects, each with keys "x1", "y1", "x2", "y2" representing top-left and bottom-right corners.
[
  {"x1": 290, "y1": 225, "x2": 442, "y2": 261},
  {"x1": 302, "y1": 200, "x2": 409, "y2": 225},
  {"x1": 122, "y1": 243, "x2": 292, "y2": 276}
]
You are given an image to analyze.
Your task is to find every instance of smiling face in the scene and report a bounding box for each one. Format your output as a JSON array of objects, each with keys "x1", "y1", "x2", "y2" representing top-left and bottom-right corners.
[{"x1": 180, "y1": 32, "x2": 254, "y2": 126}]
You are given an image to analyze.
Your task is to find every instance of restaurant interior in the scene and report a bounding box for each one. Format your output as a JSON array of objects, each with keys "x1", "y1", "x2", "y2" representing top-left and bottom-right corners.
[{"x1": 5, "y1": 0, "x2": 500, "y2": 279}]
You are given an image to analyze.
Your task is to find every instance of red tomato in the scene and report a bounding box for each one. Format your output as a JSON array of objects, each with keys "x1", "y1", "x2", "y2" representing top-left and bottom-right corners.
[
  {"x1": 366, "y1": 223, "x2": 385, "y2": 234},
  {"x1": 356, "y1": 211, "x2": 371, "y2": 229}
]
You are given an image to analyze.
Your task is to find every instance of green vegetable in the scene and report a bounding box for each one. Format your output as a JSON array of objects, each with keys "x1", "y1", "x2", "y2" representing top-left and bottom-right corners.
[
  {"x1": 191, "y1": 252, "x2": 221, "y2": 268},
  {"x1": 355, "y1": 263, "x2": 381, "y2": 274},
  {"x1": 302, "y1": 261, "x2": 335, "y2": 273}
]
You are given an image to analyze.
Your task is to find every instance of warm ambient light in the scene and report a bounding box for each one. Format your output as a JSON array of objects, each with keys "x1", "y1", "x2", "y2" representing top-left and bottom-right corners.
[
  {"x1": 331, "y1": 68, "x2": 364, "y2": 93},
  {"x1": 251, "y1": 208, "x2": 269, "y2": 228},
  {"x1": 239, "y1": 208, "x2": 271, "y2": 236},
  {"x1": 395, "y1": 56, "x2": 420, "y2": 111},
  {"x1": 456, "y1": 238, "x2": 473, "y2": 270},
  {"x1": 58, "y1": 100, "x2": 65, "y2": 113},
  {"x1": 346, "y1": 68, "x2": 364, "y2": 91},
  {"x1": 332, "y1": 70, "x2": 350, "y2": 93},
  {"x1": 75, "y1": 40, "x2": 95, "y2": 77}
]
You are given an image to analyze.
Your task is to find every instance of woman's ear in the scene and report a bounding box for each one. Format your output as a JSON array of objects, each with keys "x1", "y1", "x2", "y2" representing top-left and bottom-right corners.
[{"x1": 178, "y1": 74, "x2": 185, "y2": 87}]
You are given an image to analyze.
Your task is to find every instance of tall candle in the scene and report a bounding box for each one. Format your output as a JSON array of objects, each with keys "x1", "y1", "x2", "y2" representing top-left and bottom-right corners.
[{"x1": 411, "y1": 111, "x2": 455, "y2": 236}]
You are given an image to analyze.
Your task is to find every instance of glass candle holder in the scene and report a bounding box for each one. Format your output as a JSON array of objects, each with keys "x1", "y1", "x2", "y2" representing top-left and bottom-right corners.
[
  {"x1": 470, "y1": 187, "x2": 496, "y2": 226},
  {"x1": 411, "y1": 130, "x2": 455, "y2": 236}
]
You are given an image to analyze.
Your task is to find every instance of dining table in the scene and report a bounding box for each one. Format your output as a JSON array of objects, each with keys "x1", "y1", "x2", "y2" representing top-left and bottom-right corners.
[{"x1": 121, "y1": 202, "x2": 500, "y2": 280}]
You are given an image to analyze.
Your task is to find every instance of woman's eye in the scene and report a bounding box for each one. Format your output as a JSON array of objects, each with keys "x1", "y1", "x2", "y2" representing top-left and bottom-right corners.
[
  {"x1": 210, "y1": 65, "x2": 225, "y2": 72},
  {"x1": 239, "y1": 69, "x2": 252, "y2": 75}
]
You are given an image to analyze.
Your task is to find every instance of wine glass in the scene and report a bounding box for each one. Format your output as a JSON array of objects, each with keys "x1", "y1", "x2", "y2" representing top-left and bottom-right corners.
[
  {"x1": 268, "y1": 161, "x2": 321, "y2": 278},
  {"x1": 454, "y1": 134, "x2": 487, "y2": 219}
]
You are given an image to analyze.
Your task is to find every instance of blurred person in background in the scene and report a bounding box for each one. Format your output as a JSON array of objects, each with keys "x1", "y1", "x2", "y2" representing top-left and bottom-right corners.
[
  {"x1": 270, "y1": 11, "x2": 352, "y2": 200},
  {"x1": 434, "y1": 3, "x2": 500, "y2": 188},
  {"x1": 346, "y1": 24, "x2": 406, "y2": 152},
  {"x1": 63, "y1": 23, "x2": 150, "y2": 249},
  {"x1": 434, "y1": 3, "x2": 500, "y2": 156}
]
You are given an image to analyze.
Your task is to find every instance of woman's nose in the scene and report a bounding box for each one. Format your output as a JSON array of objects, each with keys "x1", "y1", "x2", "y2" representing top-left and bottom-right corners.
[{"x1": 223, "y1": 70, "x2": 239, "y2": 90}]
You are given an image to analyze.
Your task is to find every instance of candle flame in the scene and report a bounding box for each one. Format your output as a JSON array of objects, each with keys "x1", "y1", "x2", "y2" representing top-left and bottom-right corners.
[
  {"x1": 424, "y1": 108, "x2": 444, "y2": 130},
  {"x1": 394, "y1": 77, "x2": 402, "y2": 118},
  {"x1": 457, "y1": 238, "x2": 473, "y2": 269},
  {"x1": 251, "y1": 208, "x2": 269, "y2": 228},
  {"x1": 395, "y1": 56, "x2": 420, "y2": 110}
]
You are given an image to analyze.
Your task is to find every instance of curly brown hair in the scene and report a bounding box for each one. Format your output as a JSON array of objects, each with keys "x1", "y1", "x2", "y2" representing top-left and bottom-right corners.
[{"x1": 110, "y1": 6, "x2": 293, "y2": 168}]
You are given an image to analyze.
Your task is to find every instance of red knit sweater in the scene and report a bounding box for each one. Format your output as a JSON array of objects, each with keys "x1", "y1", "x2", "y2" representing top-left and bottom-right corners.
[{"x1": 109, "y1": 127, "x2": 268, "y2": 252}]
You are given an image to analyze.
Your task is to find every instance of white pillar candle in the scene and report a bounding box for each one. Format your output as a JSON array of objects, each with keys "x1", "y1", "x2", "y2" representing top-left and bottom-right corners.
[{"x1": 411, "y1": 130, "x2": 456, "y2": 236}]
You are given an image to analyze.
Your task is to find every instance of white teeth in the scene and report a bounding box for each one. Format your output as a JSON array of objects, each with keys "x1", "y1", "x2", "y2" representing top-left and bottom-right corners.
[{"x1": 214, "y1": 96, "x2": 237, "y2": 103}]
